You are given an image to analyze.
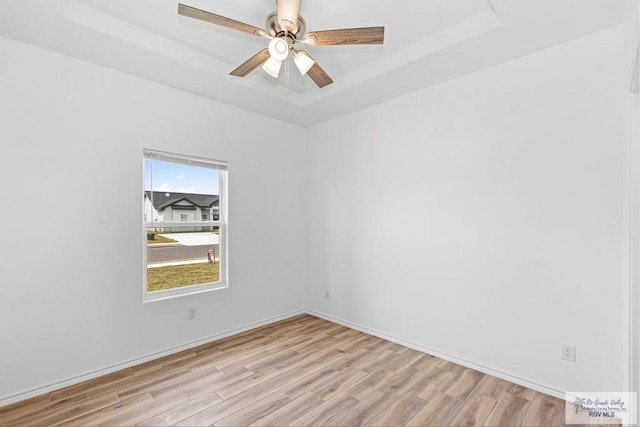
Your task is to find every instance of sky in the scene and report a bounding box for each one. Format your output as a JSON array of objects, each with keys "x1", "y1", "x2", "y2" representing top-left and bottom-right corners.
[{"x1": 144, "y1": 159, "x2": 219, "y2": 195}]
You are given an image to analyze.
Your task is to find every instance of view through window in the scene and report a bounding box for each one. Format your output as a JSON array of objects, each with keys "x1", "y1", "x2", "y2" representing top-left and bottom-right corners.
[{"x1": 143, "y1": 149, "x2": 227, "y2": 300}]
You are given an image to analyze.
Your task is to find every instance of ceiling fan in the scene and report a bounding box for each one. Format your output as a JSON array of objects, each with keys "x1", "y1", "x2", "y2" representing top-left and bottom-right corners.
[{"x1": 177, "y1": 0, "x2": 384, "y2": 88}]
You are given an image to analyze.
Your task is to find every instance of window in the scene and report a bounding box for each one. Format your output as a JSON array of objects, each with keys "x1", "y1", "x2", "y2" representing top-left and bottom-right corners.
[{"x1": 143, "y1": 149, "x2": 228, "y2": 301}]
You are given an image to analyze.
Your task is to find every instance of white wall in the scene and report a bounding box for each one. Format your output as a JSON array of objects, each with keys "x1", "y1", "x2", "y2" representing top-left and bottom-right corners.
[
  {"x1": 306, "y1": 26, "x2": 627, "y2": 395},
  {"x1": 0, "y1": 36, "x2": 306, "y2": 404},
  {"x1": 0, "y1": 23, "x2": 630, "y2": 405}
]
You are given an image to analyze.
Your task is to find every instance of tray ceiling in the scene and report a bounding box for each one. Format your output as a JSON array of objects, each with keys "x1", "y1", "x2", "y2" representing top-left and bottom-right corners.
[{"x1": 0, "y1": 0, "x2": 624, "y2": 126}]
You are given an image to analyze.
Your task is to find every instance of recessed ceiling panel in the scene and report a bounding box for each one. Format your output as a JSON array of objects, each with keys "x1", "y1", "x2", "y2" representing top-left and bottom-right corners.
[{"x1": 0, "y1": 0, "x2": 624, "y2": 126}]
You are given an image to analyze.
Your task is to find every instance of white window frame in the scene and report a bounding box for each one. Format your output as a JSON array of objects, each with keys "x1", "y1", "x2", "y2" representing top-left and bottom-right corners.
[{"x1": 143, "y1": 149, "x2": 228, "y2": 302}]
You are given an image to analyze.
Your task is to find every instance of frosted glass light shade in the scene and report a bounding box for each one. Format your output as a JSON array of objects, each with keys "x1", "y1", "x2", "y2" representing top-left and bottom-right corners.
[
  {"x1": 293, "y1": 50, "x2": 315, "y2": 75},
  {"x1": 262, "y1": 57, "x2": 282, "y2": 78},
  {"x1": 268, "y1": 38, "x2": 289, "y2": 62}
]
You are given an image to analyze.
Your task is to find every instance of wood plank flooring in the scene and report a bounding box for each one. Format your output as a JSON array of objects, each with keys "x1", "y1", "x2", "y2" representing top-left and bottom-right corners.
[{"x1": 0, "y1": 314, "x2": 570, "y2": 426}]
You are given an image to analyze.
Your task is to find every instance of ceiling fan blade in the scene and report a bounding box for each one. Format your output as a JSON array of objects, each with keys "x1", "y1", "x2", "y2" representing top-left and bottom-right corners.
[
  {"x1": 230, "y1": 49, "x2": 270, "y2": 77},
  {"x1": 178, "y1": 3, "x2": 267, "y2": 38},
  {"x1": 307, "y1": 62, "x2": 334, "y2": 88},
  {"x1": 302, "y1": 27, "x2": 384, "y2": 46},
  {"x1": 277, "y1": 0, "x2": 301, "y2": 33}
]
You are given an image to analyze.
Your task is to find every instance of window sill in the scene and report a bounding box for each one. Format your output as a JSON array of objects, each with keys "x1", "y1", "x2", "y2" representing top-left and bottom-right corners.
[{"x1": 143, "y1": 282, "x2": 228, "y2": 303}]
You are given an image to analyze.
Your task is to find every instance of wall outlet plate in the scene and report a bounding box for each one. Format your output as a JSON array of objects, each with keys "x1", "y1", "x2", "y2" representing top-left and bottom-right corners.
[
  {"x1": 562, "y1": 344, "x2": 576, "y2": 362},
  {"x1": 187, "y1": 307, "x2": 197, "y2": 320}
]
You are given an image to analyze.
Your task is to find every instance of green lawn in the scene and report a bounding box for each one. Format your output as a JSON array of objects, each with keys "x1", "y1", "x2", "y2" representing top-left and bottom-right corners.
[{"x1": 147, "y1": 262, "x2": 219, "y2": 292}]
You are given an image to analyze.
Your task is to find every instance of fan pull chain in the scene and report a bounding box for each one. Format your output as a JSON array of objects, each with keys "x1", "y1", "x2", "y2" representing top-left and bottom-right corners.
[
  {"x1": 284, "y1": 56, "x2": 290, "y2": 96},
  {"x1": 283, "y1": 28, "x2": 290, "y2": 96}
]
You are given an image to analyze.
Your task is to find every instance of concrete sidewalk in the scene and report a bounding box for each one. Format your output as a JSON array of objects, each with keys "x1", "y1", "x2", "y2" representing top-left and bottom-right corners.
[
  {"x1": 159, "y1": 232, "x2": 219, "y2": 246},
  {"x1": 148, "y1": 258, "x2": 218, "y2": 268}
]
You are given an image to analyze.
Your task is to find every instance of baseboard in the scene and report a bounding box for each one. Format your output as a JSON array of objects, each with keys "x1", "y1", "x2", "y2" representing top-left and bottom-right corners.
[
  {"x1": 0, "y1": 309, "x2": 305, "y2": 408},
  {"x1": 305, "y1": 308, "x2": 567, "y2": 401}
]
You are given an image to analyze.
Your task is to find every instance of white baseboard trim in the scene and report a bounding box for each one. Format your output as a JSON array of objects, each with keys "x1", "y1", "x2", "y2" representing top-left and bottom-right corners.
[
  {"x1": 305, "y1": 309, "x2": 567, "y2": 401},
  {"x1": 0, "y1": 309, "x2": 305, "y2": 408}
]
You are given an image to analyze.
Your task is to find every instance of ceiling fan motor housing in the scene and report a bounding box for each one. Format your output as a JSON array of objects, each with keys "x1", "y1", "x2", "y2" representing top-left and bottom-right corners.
[{"x1": 266, "y1": 12, "x2": 306, "y2": 40}]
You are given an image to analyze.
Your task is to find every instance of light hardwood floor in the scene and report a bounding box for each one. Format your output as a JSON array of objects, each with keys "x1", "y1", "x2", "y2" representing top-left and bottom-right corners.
[{"x1": 0, "y1": 314, "x2": 570, "y2": 426}]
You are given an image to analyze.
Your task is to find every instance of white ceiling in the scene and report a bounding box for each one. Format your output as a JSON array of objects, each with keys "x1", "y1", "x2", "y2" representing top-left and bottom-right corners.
[{"x1": 0, "y1": 0, "x2": 624, "y2": 126}]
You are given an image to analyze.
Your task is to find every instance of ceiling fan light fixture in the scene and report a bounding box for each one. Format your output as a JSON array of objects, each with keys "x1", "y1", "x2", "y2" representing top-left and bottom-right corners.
[
  {"x1": 293, "y1": 50, "x2": 315, "y2": 76},
  {"x1": 178, "y1": 2, "x2": 385, "y2": 89},
  {"x1": 262, "y1": 57, "x2": 282, "y2": 78},
  {"x1": 268, "y1": 37, "x2": 289, "y2": 62}
]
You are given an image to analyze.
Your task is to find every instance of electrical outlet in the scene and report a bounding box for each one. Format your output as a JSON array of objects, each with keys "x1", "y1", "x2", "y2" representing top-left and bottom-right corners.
[
  {"x1": 562, "y1": 344, "x2": 576, "y2": 362},
  {"x1": 187, "y1": 307, "x2": 197, "y2": 320},
  {"x1": 324, "y1": 289, "x2": 329, "y2": 298}
]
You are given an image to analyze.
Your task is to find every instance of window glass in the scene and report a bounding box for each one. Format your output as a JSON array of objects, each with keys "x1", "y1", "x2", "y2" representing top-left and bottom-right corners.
[{"x1": 143, "y1": 149, "x2": 227, "y2": 301}]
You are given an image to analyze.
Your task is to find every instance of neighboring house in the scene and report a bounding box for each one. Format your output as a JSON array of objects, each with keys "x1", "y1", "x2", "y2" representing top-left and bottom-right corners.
[{"x1": 144, "y1": 191, "x2": 219, "y2": 231}]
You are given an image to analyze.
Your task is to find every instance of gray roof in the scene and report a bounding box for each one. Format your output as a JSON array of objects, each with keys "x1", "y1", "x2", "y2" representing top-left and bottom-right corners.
[{"x1": 144, "y1": 191, "x2": 219, "y2": 211}]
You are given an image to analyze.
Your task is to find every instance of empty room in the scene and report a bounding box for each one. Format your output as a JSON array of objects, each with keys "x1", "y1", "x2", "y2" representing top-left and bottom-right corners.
[{"x1": 0, "y1": 0, "x2": 638, "y2": 426}]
